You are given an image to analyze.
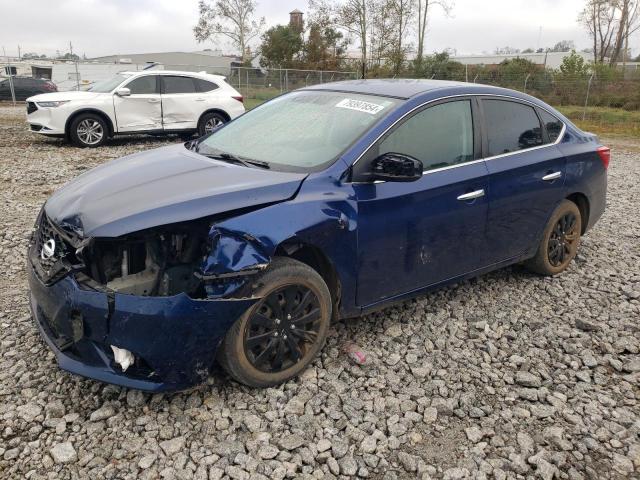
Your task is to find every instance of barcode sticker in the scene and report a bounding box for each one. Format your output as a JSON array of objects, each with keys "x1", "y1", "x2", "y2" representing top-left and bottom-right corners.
[{"x1": 336, "y1": 98, "x2": 386, "y2": 115}]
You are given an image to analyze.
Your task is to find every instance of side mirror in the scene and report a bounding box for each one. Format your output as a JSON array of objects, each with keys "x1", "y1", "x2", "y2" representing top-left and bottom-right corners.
[
  {"x1": 370, "y1": 153, "x2": 423, "y2": 182},
  {"x1": 115, "y1": 87, "x2": 131, "y2": 97}
]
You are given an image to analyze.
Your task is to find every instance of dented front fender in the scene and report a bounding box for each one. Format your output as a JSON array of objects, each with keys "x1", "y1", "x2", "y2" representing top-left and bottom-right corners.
[{"x1": 203, "y1": 174, "x2": 360, "y2": 317}]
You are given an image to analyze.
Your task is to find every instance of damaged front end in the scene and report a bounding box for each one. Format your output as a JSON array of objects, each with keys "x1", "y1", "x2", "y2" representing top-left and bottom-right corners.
[{"x1": 28, "y1": 210, "x2": 267, "y2": 391}]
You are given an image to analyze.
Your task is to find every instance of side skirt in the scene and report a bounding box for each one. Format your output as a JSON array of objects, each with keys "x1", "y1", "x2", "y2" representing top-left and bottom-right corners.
[{"x1": 358, "y1": 253, "x2": 530, "y2": 316}]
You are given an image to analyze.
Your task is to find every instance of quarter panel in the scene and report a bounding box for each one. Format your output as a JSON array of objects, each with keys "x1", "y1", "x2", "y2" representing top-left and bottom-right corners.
[{"x1": 557, "y1": 134, "x2": 607, "y2": 232}]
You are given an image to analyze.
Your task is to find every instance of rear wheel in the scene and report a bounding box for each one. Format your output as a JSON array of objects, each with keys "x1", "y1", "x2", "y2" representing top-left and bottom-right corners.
[
  {"x1": 218, "y1": 258, "x2": 331, "y2": 387},
  {"x1": 198, "y1": 112, "x2": 227, "y2": 137},
  {"x1": 69, "y1": 113, "x2": 108, "y2": 148},
  {"x1": 525, "y1": 199, "x2": 582, "y2": 276}
]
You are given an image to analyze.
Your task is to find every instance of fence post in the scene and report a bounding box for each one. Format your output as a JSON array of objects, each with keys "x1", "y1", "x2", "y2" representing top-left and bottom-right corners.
[
  {"x1": 285, "y1": 69, "x2": 289, "y2": 91},
  {"x1": 523, "y1": 73, "x2": 531, "y2": 93},
  {"x1": 2, "y1": 47, "x2": 16, "y2": 106},
  {"x1": 583, "y1": 73, "x2": 594, "y2": 121},
  {"x1": 465, "y1": 64, "x2": 468, "y2": 83},
  {"x1": 320, "y1": 70, "x2": 323, "y2": 84}
]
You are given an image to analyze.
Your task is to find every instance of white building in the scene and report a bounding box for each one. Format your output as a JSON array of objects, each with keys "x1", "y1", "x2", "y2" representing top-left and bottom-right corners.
[
  {"x1": 450, "y1": 51, "x2": 595, "y2": 69},
  {"x1": 89, "y1": 50, "x2": 239, "y2": 74}
]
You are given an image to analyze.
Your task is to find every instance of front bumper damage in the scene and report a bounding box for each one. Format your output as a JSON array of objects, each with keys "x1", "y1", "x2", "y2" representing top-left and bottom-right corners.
[
  {"x1": 27, "y1": 211, "x2": 264, "y2": 392},
  {"x1": 28, "y1": 267, "x2": 256, "y2": 391}
]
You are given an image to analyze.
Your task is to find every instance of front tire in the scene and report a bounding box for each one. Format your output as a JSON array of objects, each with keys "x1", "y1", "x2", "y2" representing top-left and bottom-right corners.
[
  {"x1": 197, "y1": 112, "x2": 227, "y2": 137},
  {"x1": 69, "y1": 113, "x2": 107, "y2": 148},
  {"x1": 525, "y1": 199, "x2": 582, "y2": 276},
  {"x1": 218, "y1": 258, "x2": 332, "y2": 388}
]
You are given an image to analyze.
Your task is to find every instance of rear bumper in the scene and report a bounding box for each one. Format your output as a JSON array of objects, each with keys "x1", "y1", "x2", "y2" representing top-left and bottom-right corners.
[{"x1": 28, "y1": 266, "x2": 256, "y2": 391}]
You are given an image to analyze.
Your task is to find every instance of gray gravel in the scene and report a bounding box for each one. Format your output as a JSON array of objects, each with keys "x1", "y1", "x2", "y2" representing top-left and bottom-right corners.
[{"x1": 1, "y1": 104, "x2": 639, "y2": 479}]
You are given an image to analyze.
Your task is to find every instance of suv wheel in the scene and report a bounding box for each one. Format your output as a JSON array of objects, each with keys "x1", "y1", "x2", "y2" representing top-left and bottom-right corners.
[
  {"x1": 69, "y1": 113, "x2": 107, "y2": 148},
  {"x1": 198, "y1": 112, "x2": 227, "y2": 136},
  {"x1": 218, "y1": 258, "x2": 332, "y2": 388}
]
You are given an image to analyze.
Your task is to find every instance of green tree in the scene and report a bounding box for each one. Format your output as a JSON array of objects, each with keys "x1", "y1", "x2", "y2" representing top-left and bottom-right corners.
[
  {"x1": 56, "y1": 52, "x2": 79, "y2": 61},
  {"x1": 259, "y1": 25, "x2": 303, "y2": 68},
  {"x1": 551, "y1": 40, "x2": 576, "y2": 52},
  {"x1": 558, "y1": 50, "x2": 590, "y2": 77},
  {"x1": 304, "y1": 23, "x2": 347, "y2": 70},
  {"x1": 414, "y1": 51, "x2": 465, "y2": 79}
]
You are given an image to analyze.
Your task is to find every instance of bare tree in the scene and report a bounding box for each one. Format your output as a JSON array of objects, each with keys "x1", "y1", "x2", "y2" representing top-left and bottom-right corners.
[
  {"x1": 611, "y1": 0, "x2": 640, "y2": 64},
  {"x1": 415, "y1": 0, "x2": 453, "y2": 70},
  {"x1": 579, "y1": 0, "x2": 619, "y2": 63},
  {"x1": 336, "y1": 0, "x2": 372, "y2": 77},
  {"x1": 387, "y1": 0, "x2": 414, "y2": 74},
  {"x1": 194, "y1": 0, "x2": 265, "y2": 63}
]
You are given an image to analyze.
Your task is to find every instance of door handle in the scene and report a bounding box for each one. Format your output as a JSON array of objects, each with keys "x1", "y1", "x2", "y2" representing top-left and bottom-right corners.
[
  {"x1": 457, "y1": 189, "x2": 485, "y2": 201},
  {"x1": 147, "y1": 98, "x2": 160, "y2": 104},
  {"x1": 542, "y1": 171, "x2": 562, "y2": 181},
  {"x1": 195, "y1": 98, "x2": 206, "y2": 102}
]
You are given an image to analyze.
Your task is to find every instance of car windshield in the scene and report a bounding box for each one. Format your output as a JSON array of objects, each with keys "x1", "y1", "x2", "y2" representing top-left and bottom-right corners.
[
  {"x1": 198, "y1": 90, "x2": 400, "y2": 172},
  {"x1": 87, "y1": 73, "x2": 131, "y2": 93}
]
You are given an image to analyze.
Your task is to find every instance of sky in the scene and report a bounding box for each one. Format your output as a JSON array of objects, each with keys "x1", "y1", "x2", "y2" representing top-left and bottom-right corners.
[{"x1": 0, "y1": 0, "x2": 638, "y2": 59}]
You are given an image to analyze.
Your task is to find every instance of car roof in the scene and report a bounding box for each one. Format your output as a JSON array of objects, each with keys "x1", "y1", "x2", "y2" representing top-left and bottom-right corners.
[
  {"x1": 121, "y1": 70, "x2": 227, "y2": 81},
  {"x1": 302, "y1": 78, "x2": 531, "y2": 100}
]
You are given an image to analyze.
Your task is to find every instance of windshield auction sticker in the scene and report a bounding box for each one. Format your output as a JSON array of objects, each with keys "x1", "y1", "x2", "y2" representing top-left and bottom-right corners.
[{"x1": 336, "y1": 98, "x2": 386, "y2": 115}]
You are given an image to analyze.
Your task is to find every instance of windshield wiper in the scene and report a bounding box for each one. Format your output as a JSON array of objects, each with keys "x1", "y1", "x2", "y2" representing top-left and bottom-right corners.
[{"x1": 201, "y1": 151, "x2": 270, "y2": 169}]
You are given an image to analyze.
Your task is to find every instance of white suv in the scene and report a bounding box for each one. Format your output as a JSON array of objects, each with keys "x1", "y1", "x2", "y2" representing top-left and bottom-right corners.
[{"x1": 26, "y1": 70, "x2": 245, "y2": 147}]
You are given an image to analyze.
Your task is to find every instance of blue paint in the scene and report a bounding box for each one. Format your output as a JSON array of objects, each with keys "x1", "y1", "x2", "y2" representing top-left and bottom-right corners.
[{"x1": 29, "y1": 80, "x2": 607, "y2": 391}]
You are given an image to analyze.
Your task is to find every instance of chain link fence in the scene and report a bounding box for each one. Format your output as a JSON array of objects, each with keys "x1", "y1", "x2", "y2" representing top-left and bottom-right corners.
[
  {"x1": 183, "y1": 65, "x2": 359, "y2": 107},
  {"x1": 2, "y1": 59, "x2": 638, "y2": 135}
]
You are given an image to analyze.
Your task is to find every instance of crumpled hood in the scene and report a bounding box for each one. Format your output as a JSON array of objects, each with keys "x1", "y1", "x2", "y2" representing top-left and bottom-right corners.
[
  {"x1": 27, "y1": 91, "x2": 105, "y2": 102},
  {"x1": 45, "y1": 144, "x2": 307, "y2": 237}
]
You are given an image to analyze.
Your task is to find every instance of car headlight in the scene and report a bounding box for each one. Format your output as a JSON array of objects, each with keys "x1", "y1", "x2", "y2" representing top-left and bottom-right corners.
[{"x1": 37, "y1": 101, "x2": 69, "y2": 108}]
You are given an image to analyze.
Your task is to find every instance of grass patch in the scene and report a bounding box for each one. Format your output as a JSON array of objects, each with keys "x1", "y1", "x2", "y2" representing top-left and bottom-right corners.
[{"x1": 556, "y1": 106, "x2": 640, "y2": 138}]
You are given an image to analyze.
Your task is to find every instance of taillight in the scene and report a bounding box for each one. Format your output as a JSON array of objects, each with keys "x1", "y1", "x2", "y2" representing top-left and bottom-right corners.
[
  {"x1": 232, "y1": 95, "x2": 244, "y2": 104},
  {"x1": 596, "y1": 146, "x2": 610, "y2": 169}
]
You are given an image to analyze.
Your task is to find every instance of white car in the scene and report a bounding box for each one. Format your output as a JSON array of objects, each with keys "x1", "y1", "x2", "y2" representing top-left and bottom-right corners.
[{"x1": 26, "y1": 70, "x2": 245, "y2": 147}]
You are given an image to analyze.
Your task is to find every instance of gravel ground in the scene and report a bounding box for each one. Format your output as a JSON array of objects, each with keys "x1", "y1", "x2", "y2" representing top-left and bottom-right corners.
[{"x1": 0, "y1": 103, "x2": 639, "y2": 480}]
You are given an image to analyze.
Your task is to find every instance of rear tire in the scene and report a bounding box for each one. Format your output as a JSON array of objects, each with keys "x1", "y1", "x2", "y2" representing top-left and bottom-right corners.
[
  {"x1": 218, "y1": 257, "x2": 331, "y2": 388},
  {"x1": 525, "y1": 199, "x2": 582, "y2": 276},
  {"x1": 69, "y1": 113, "x2": 108, "y2": 148},
  {"x1": 197, "y1": 112, "x2": 227, "y2": 137}
]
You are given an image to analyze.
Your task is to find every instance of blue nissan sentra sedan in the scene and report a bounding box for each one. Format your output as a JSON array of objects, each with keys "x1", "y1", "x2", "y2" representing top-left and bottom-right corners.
[{"x1": 28, "y1": 80, "x2": 608, "y2": 391}]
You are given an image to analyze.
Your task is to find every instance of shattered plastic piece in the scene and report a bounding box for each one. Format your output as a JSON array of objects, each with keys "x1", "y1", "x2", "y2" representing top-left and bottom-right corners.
[
  {"x1": 111, "y1": 345, "x2": 134, "y2": 372},
  {"x1": 343, "y1": 342, "x2": 370, "y2": 366}
]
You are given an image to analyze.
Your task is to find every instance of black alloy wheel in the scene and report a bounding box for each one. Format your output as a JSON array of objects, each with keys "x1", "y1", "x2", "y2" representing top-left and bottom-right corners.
[
  {"x1": 218, "y1": 257, "x2": 331, "y2": 388},
  {"x1": 548, "y1": 212, "x2": 579, "y2": 267},
  {"x1": 525, "y1": 199, "x2": 582, "y2": 276},
  {"x1": 244, "y1": 284, "x2": 321, "y2": 373}
]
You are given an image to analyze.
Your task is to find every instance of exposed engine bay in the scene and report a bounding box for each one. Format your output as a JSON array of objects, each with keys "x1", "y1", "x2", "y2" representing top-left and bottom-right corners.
[
  {"x1": 88, "y1": 227, "x2": 206, "y2": 297},
  {"x1": 31, "y1": 212, "x2": 271, "y2": 300}
]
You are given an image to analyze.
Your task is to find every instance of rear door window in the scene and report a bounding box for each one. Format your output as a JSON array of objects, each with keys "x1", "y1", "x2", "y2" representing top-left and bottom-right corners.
[
  {"x1": 483, "y1": 99, "x2": 543, "y2": 157},
  {"x1": 378, "y1": 100, "x2": 475, "y2": 172},
  {"x1": 162, "y1": 76, "x2": 197, "y2": 94},
  {"x1": 125, "y1": 75, "x2": 158, "y2": 94},
  {"x1": 539, "y1": 110, "x2": 564, "y2": 142},
  {"x1": 194, "y1": 78, "x2": 219, "y2": 92}
]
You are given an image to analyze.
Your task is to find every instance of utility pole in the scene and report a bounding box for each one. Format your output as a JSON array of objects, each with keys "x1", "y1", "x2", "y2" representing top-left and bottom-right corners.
[
  {"x1": 536, "y1": 26, "x2": 543, "y2": 52},
  {"x1": 70, "y1": 41, "x2": 80, "y2": 91}
]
